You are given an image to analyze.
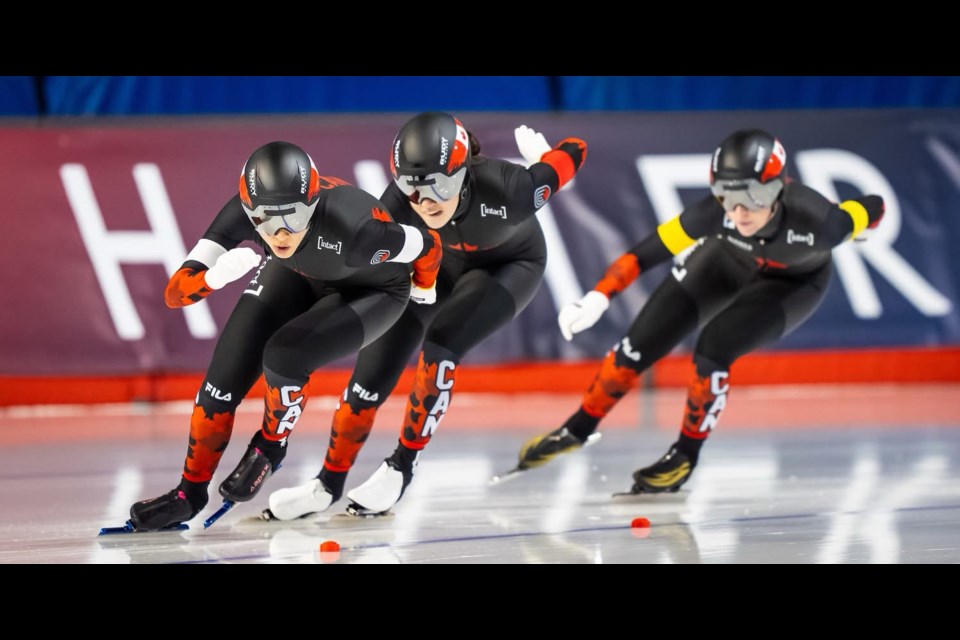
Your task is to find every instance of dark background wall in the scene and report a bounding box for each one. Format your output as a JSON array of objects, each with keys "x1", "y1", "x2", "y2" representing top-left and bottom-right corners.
[{"x1": 2, "y1": 76, "x2": 958, "y2": 116}]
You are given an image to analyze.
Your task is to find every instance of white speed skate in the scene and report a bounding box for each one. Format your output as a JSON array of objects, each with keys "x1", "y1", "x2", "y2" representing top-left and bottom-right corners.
[
  {"x1": 261, "y1": 478, "x2": 336, "y2": 521},
  {"x1": 344, "y1": 446, "x2": 418, "y2": 517}
]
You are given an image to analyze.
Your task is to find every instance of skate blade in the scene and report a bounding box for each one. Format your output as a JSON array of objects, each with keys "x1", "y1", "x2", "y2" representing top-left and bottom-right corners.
[
  {"x1": 235, "y1": 509, "x2": 319, "y2": 525},
  {"x1": 611, "y1": 489, "x2": 689, "y2": 502},
  {"x1": 329, "y1": 504, "x2": 396, "y2": 523},
  {"x1": 98, "y1": 520, "x2": 189, "y2": 535},
  {"x1": 490, "y1": 432, "x2": 603, "y2": 486},
  {"x1": 202, "y1": 501, "x2": 235, "y2": 529},
  {"x1": 489, "y1": 468, "x2": 527, "y2": 486}
]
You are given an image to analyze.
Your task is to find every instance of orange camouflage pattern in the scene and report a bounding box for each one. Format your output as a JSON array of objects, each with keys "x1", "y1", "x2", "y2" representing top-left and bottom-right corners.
[
  {"x1": 324, "y1": 400, "x2": 378, "y2": 472},
  {"x1": 681, "y1": 372, "x2": 723, "y2": 440},
  {"x1": 182, "y1": 403, "x2": 235, "y2": 483},
  {"x1": 580, "y1": 350, "x2": 641, "y2": 418},
  {"x1": 260, "y1": 381, "x2": 309, "y2": 442},
  {"x1": 164, "y1": 266, "x2": 213, "y2": 308},
  {"x1": 594, "y1": 253, "x2": 641, "y2": 298},
  {"x1": 412, "y1": 229, "x2": 443, "y2": 288},
  {"x1": 399, "y1": 352, "x2": 455, "y2": 449}
]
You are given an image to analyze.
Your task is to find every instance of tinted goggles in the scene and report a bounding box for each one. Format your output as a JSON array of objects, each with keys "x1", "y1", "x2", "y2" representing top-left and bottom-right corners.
[
  {"x1": 710, "y1": 178, "x2": 783, "y2": 211},
  {"x1": 395, "y1": 167, "x2": 466, "y2": 203},
  {"x1": 242, "y1": 200, "x2": 318, "y2": 235}
]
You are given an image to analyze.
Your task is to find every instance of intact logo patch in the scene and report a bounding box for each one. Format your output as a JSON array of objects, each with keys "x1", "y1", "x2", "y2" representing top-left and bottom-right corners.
[
  {"x1": 534, "y1": 185, "x2": 551, "y2": 208},
  {"x1": 480, "y1": 204, "x2": 507, "y2": 218}
]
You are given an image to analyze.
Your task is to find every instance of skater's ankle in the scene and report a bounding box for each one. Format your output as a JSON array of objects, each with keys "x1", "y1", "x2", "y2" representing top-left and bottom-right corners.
[
  {"x1": 177, "y1": 477, "x2": 209, "y2": 510},
  {"x1": 675, "y1": 433, "x2": 704, "y2": 464},
  {"x1": 389, "y1": 441, "x2": 420, "y2": 472},
  {"x1": 565, "y1": 408, "x2": 601, "y2": 442},
  {"x1": 251, "y1": 431, "x2": 286, "y2": 470},
  {"x1": 318, "y1": 467, "x2": 346, "y2": 502}
]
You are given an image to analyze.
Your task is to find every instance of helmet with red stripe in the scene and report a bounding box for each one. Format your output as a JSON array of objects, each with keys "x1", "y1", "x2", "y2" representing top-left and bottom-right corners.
[
  {"x1": 390, "y1": 112, "x2": 471, "y2": 204},
  {"x1": 709, "y1": 130, "x2": 787, "y2": 211},
  {"x1": 239, "y1": 141, "x2": 321, "y2": 235}
]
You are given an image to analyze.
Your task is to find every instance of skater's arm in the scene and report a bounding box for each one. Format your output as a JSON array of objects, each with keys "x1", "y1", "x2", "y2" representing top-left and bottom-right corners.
[
  {"x1": 165, "y1": 241, "x2": 261, "y2": 308},
  {"x1": 824, "y1": 195, "x2": 885, "y2": 246},
  {"x1": 165, "y1": 196, "x2": 261, "y2": 308},
  {"x1": 594, "y1": 196, "x2": 719, "y2": 299}
]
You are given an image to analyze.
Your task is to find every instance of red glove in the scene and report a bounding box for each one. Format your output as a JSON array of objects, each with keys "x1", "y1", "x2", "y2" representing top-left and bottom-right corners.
[{"x1": 412, "y1": 229, "x2": 442, "y2": 289}]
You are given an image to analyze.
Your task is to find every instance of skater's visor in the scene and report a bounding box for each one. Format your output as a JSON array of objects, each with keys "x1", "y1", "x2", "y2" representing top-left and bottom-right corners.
[
  {"x1": 243, "y1": 200, "x2": 318, "y2": 235},
  {"x1": 395, "y1": 167, "x2": 466, "y2": 204},
  {"x1": 711, "y1": 178, "x2": 783, "y2": 211}
]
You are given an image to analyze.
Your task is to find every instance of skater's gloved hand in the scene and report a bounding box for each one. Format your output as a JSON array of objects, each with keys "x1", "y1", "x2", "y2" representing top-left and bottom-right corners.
[
  {"x1": 412, "y1": 229, "x2": 442, "y2": 289},
  {"x1": 514, "y1": 125, "x2": 551, "y2": 166},
  {"x1": 558, "y1": 291, "x2": 609, "y2": 341},
  {"x1": 203, "y1": 247, "x2": 262, "y2": 290},
  {"x1": 410, "y1": 281, "x2": 437, "y2": 305},
  {"x1": 851, "y1": 195, "x2": 885, "y2": 243}
]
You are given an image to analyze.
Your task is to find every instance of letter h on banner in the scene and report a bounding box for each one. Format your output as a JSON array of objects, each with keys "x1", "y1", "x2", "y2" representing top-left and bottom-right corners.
[{"x1": 60, "y1": 163, "x2": 217, "y2": 340}]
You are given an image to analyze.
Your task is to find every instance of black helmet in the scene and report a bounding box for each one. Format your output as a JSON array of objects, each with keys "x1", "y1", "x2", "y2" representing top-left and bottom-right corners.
[
  {"x1": 390, "y1": 112, "x2": 470, "y2": 203},
  {"x1": 239, "y1": 141, "x2": 320, "y2": 234},
  {"x1": 709, "y1": 129, "x2": 786, "y2": 210}
]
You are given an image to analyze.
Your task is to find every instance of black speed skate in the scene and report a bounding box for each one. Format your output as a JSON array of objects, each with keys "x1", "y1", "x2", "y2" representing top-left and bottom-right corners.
[
  {"x1": 203, "y1": 441, "x2": 283, "y2": 530},
  {"x1": 491, "y1": 427, "x2": 601, "y2": 484},
  {"x1": 124, "y1": 488, "x2": 204, "y2": 532},
  {"x1": 627, "y1": 443, "x2": 696, "y2": 494},
  {"x1": 220, "y1": 434, "x2": 286, "y2": 502}
]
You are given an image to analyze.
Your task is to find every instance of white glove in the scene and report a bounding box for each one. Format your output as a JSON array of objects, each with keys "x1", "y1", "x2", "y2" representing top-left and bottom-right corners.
[
  {"x1": 514, "y1": 124, "x2": 551, "y2": 166},
  {"x1": 204, "y1": 247, "x2": 262, "y2": 290},
  {"x1": 558, "y1": 291, "x2": 610, "y2": 341},
  {"x1": 410, "y1": 282, "x2": 437, "y2": 305}
]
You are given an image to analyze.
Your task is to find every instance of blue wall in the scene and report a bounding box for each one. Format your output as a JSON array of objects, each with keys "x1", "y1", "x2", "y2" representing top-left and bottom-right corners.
[
  {"x1": 4, "y1": 76, "x2": 958, "y2": 116},
  {"x1": 0, "y1": 77, "x2": 39, "y2": 115}
]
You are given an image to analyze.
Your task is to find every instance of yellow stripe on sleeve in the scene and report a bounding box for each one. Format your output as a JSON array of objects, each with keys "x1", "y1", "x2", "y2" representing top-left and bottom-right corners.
[
  {"x1": 840, "y1": 200, "x2": 869, "y2": 239},
  {"x1": 656, "y1": 216, "x2": 696, "y2": 255}
]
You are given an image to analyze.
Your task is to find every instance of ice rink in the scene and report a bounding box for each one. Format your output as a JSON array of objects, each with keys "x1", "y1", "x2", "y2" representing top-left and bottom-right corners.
[{"x1": 1, "y1": 383, "x2": 958, "y2": 564}]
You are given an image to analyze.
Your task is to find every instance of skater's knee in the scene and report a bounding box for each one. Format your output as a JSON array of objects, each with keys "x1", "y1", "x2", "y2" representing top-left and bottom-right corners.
[
  {"x1": 693, "y1": 352, "x2": 734, "y2": 377},
  {"x1": 197, "y1": 377, "x2": 243, "y2": 411},
  {"x1": 261, "y1": 346, "x2": 311, "y2": 383}
]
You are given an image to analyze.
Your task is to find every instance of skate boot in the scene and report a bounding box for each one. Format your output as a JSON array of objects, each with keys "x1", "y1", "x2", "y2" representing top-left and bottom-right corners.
[
  {"x1": 630, "y1": 442, "x2": 697, "y2": 493},
  {"x1": 129, "y1": 483, "x2": 207, "y2": 531},
  {"x1": 517, "y1": 426, "x2": 601, "y2": 470},
  {"x1": 219, "y1": 442, "x2": 280, "y2": 503},
  {"x1": 345, "y1": 445, "x2": 418, "y2": 516},
  {"x1": 261, "y1": 469, "x2": 345, "y2": 521}
]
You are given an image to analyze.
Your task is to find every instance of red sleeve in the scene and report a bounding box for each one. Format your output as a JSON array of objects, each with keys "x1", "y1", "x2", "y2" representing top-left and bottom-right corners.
[
  {"x1": 539, "y1": 138, "x2": 587, "y2": 190},
  {"x1": 593, "y1": 253, "x2": 641, "y2": 298},
  {"x1": 164, "y1": 264, "x2": 213, "y2": 308}
]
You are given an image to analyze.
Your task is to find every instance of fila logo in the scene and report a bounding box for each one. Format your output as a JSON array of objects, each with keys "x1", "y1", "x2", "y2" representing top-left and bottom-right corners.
[
  {"x1": 318, "y1": 236, "x2": 342, "y2": 254},
  {"x1": 534, "y1": 185, "x2": 551, "y2": 208},
  {"x1": 370, "y1": 249, "x2": 390, "y2": 264},
  {"x1": 352, "y1": 382, "x2": 379, "y2": 402},
  {"x1": 205, "y1": 382, "x2": 232, "y2": 402},
  {"x1": 480, "y1": 204, "x2": 507, "y2": 218}
]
